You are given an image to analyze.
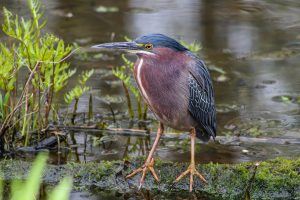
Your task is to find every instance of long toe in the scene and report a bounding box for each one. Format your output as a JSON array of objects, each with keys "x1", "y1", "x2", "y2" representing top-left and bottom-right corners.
[
  {"x1": 174, "y1": 164, "x2": 207, "y2": 192},
  {"x1": 195, "y1": 170, "x2": 207, "y2": 184},
  {"x1": 148, "y1": 158, "x2": 159, "y2": 182},
  {"x1": 126, "y1": 159, "x2": 160, "y2": 189},
  {"x1": 126, "y1": 166, "x2": 144, "y2": 179}
]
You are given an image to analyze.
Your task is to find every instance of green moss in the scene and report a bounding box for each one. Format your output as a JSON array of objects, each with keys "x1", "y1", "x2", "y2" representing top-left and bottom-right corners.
[
  {"x1": 251, "y1": 157, "x2": 300, "y2": 199},
  {"x1": 0, "y1": 157, "x2": 299, "y2": 199}
]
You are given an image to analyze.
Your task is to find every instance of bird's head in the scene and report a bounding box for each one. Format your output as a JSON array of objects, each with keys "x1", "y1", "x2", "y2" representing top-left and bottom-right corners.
[{"x1": 92, "y1": 33, "x2": 188, "y2": 58}]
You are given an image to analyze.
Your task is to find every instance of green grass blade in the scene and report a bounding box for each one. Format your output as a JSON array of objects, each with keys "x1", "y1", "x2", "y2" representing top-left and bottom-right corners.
[
  {"x1": 12, "y1": 153, "x2": 48, "y2": 200},
  {"x1": 48, "y1": 177, "x2": 73, "y2": 200}
]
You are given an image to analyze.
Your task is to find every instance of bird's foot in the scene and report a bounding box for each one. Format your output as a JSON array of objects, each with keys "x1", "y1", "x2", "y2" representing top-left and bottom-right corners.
[
  {"x1": 126, "y1": 158, "x2": 159, "y2": 189},
  {"x1": 174, "y1": 163, "x2": 207, "y2": 192}
]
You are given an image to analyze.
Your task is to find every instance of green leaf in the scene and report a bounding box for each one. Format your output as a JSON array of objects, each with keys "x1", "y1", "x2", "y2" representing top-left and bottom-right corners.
[
  {"x1": 79, "y1": 69, "x2": 94, "y2": 85},
  {"x1": 12, "y1": 153, "x2": 48, "y2": 200},
  {"x1": 179, "y1": 40, "x2": 202, "y2": 53},
  {"x1": 48, "y1": 177, "x2": 73, "y2": 200},
  {"x1": 64, "y1": 69, "x2": 93, "y2": 104},
  {"x1": 0, "y1": 93, "x2": 3, "y2": 119},
  {"x1": 4, "y1": 92, "x2": 10, "y2": 108}
]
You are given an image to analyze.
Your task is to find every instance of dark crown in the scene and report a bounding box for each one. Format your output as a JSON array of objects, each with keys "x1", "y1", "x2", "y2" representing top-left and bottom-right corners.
[{"x1": 134, "y1": 33, "x2": 188, "y2": 51}]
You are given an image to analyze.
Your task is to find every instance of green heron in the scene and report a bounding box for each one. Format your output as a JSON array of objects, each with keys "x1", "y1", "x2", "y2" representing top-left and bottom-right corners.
[{"x1": 92, "y1": 34, "x2": 216, "y2": 191}]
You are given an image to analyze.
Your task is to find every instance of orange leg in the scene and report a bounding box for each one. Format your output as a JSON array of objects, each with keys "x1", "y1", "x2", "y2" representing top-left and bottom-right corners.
[
  {"x1": 126, "y1": 122, "x2": 164, "y2": 189},
  {"x1": 174, "y1": 128, "x2": 207, "y2": 192}
]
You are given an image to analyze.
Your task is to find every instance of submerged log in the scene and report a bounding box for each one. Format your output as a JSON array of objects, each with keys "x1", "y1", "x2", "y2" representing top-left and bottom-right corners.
[
  {"x1": 52, "y1": 125, "x2": 300, "y2": 145},
  {"x1": 0, "y1": 157, "x2": 299, "y2": 199}
]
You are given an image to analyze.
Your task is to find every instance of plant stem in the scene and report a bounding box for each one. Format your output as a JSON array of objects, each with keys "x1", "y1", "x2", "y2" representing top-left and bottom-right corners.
[
  {"x1": 137, "y1": 95, "x2": 142, "y2": 120},
  {"x1": 143, "y1": 103, "x2": 148, "y2": 120},
  {"x1": 37, "y1": 65, "x2": 41, "y2": 139},
  {"x1": 44, "y1": 61, "x2": 56, "y2": 127},
  {"x1": 88, "y1": 94, "x2": 93, "y2": 125},
  {"x1": 0, "y1": 135, "x2": 4, "y2": 158},
  {"x1": 122, "y1": 81, "x2": 134, "y2": 119},
  {"x1": 71, "y1": 98, "x2": 79, "y2": 125}
]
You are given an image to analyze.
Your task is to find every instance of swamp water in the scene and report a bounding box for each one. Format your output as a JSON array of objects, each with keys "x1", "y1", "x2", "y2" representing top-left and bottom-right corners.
[{"x1": 0, "y1": 0, "x2": 300, "y2": 199}]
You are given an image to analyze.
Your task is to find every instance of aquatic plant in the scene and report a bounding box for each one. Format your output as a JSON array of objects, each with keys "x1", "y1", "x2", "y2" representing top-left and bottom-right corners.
[
  {"x1": 64, "y1": 69, "x2": 94, "y2": 124},
  {"x1": 179, "y1": 40, "x2": 202, "y2": 53},
  {"x1": 0, "y1": 153, "x2": 72, "y2": 200},
  {"x1": 0, "y1": 0, "x2": 92, "y2": 148},
  {"x1": 112, "y1": 54, "x2": 147, "y2": 120}
]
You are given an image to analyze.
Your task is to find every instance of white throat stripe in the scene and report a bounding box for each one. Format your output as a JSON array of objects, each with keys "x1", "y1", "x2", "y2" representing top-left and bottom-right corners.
[{"x1": 137, "y1": 58, "x2": 149, "y2": 101}]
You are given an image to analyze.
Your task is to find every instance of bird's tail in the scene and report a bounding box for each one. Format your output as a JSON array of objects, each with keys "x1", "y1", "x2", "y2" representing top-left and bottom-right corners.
[{"x1": 195, "y1": 124, "x2": 216, "y2": 142}]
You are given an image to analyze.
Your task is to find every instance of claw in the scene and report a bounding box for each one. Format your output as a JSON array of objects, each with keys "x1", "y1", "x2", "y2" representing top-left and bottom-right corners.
[
  {"x1": 174, "y1": 163, "x2": 207, "y2": 192},
  {"x1": 175, "y1": 168, "x2": 190, "y2": 182},
  {"x1": 126, "y1": 166, "x2": 143, "y2": 179},
  {"x1": 126, "y1": 157, "x2": 160, "y2": 189},
  {"x1": 149, "y1": 158, "x2": 159, "y2": 182},
  {"x1": 126, "y1": 123, "x2": 164, "y2": 189},
  {"x1": 195, "y1": 170, "x2": 208, "y2": 184}
]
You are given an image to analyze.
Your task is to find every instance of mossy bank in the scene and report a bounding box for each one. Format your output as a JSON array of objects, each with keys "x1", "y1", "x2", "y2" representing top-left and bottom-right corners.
[{"x1": 1, "y1": 157, "x2": 299, "y2": 199}]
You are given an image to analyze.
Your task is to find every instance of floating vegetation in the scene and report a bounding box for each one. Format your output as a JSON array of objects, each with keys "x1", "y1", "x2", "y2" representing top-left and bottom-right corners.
[
  {"x1": 205, "y1": 64, "x2": 229, "y2": 83},
  {"x1": 223, "y1": 117, "x2": 285, "y2": 137},
  {"x1": 95, "y1": 6, "x2": 119, "y2": 13},
  {"x1": 256, "y1": 48, "x2": 299, "y2": 60},
  {"x1": 216, "y1": 104, "x2": 241, "y2": 113},
  {"x1": 208, "y1": 64, "x2": 227, "y2": 75},
  {"x1": 240, "y1": 48, "x2": 300, "y2": 61},
  {"x1": 272, "y1": 95, "x2": 300, "y2": 104},
  {"x1": 215, "y1": 74, "x2": 229, "y2": 82}
]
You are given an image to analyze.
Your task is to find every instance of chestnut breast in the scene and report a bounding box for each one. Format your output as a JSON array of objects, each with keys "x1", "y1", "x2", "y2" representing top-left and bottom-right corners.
[{"x1": 134, "y1": 48, "x2": 197, "y2": 131}]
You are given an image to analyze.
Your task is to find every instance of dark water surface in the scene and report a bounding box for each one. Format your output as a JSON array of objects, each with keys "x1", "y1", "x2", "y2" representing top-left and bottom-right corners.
[{"x1": 1, "y1": 0, "x2": 300, "y2": 199}]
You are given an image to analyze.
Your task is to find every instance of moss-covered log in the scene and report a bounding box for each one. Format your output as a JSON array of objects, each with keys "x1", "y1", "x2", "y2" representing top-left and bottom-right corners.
[{"x1": 0, "y1": 157, "x2": 299, "y2": 199}]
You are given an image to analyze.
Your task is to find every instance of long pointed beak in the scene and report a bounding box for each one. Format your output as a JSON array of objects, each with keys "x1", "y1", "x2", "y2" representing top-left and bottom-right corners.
[{"x1": 91, "y1": 42, "x2": 141, "y2": 51}]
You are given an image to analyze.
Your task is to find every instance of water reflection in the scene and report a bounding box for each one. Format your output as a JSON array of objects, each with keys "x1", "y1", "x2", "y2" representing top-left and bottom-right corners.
[
  {"x1": 44, "y1": 131, "x2": 299, "y2": 166},
  {"x1": 0, "y1": 0, "x2": 299, "y2": 163},
  {"x1": 126, "y1": 0, "x2": 201, "y2": 39},
  {"x1": 0, "y1": 0, "x2": 299, "y2": 164},
  {"x1": 1, "y1": 0, "x2": 300, "y2": 137}
]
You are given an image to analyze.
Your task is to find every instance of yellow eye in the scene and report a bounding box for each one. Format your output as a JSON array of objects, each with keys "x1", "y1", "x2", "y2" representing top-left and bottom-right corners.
[{"x1": 144, "y1": 43, "x2": 153, "y2": 50}]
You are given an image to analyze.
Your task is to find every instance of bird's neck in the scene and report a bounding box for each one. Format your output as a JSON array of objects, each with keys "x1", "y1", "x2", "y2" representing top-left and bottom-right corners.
[
  {"x1": 138, "y1": 48, "x2": 187, "y2": 67},
  {"x1": 133, "y1": 48, "x2": 191, "y2": 95}
]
